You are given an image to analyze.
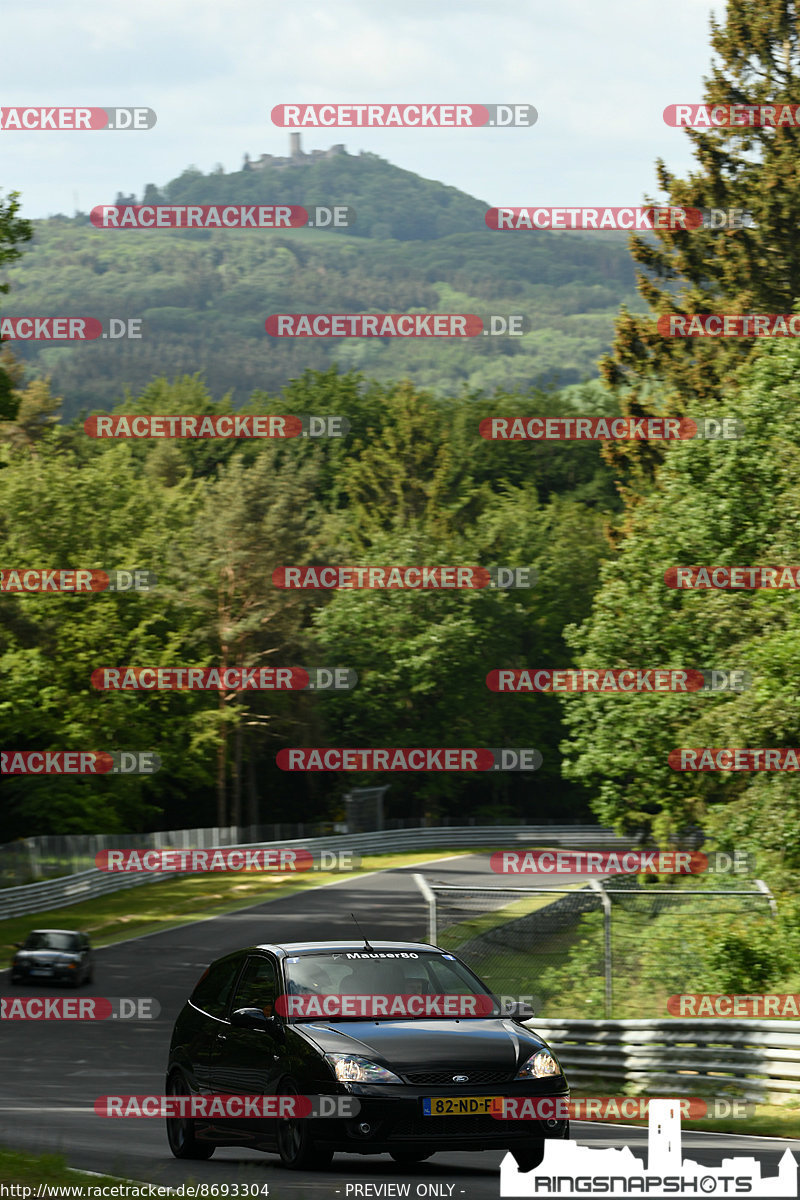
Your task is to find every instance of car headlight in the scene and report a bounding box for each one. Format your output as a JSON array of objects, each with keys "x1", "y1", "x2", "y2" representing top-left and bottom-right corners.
[
  {"x1": 325, "y1": 1054, "x2": 403, "y2": 1084},
  {"x1": 515, "y1": 1050, "x2": 562, "y2": 1079}
]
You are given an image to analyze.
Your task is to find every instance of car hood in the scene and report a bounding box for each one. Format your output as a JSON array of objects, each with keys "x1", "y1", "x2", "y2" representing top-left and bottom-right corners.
[{"x1": 293, "y1": 1017, "x2": 550, "y2": 1074}]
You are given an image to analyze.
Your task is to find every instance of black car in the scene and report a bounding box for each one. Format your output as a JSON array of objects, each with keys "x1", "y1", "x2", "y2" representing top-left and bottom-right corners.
[
  {"x1": 166, "y1": 939, "x2": 569, "y2": 1170},
  {"x1": 10, "y1": 928, "x2": 94, "y2": 986}
]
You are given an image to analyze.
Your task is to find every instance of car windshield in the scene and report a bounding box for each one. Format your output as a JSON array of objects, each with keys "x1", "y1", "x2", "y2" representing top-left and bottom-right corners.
[
  {"x1": 23, "y1": 932, "x2": 80, "y2": 952},
  {"x1": 281, "y1": 951, "x2": 499, "y2": 1021}
]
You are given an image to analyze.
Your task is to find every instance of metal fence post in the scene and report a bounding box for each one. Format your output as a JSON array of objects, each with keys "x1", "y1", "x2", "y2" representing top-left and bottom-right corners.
[
  {"x1": 414, "y1": 874, "x2": 437, "y2": 945},
  {"x1": 588, "y1": 879, "x2": 612, "y2": 1018}
]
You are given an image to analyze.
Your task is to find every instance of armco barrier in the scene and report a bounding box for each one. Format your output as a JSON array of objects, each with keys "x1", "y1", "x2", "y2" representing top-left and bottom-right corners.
[
  {"x1": 525, "y1": 1017, "x2": 800, "y2": 1104},
  {"x1": 0, "y1": 825, "x2": 630, "y2": 919}
]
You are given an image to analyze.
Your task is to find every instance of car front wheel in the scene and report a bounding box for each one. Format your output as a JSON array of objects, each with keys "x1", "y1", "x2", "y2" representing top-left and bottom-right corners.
[
  {"x1": 165, "y1": 1071, "x2": 215, "y2": 1159},
  {"x1": 276, "y1": 1079, "x2": 333, "y2": 1170}
]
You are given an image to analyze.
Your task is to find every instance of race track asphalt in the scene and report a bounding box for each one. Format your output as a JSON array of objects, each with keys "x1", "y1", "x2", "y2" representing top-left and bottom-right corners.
[{"x1": 1, "y1": 853, "x2": 798, "y2": 1197}]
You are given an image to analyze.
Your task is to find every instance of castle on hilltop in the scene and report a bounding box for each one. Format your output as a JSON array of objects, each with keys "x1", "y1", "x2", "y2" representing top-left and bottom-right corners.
[{"x1": 243, "y1": 133, "x2": 349, "y2": 171}]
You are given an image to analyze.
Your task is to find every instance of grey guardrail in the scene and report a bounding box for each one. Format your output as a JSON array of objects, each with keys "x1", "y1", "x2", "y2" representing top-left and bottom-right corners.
[
  {"x1": 526, "y1": 1017, "x2": 800, "y2": 1104},
  {"x1": 0, "y1": 825, "x2": 628, "y2": 919}
]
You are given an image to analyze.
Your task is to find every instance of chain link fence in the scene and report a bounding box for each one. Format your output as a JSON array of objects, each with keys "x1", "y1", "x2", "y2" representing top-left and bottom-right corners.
[{"x1": 416, "y1": 876, "x2": 777, "y2": 1020}]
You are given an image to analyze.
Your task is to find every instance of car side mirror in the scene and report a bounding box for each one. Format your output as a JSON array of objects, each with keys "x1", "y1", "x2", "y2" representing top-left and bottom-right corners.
[
  {"x1": 13, "y1": 943, "x2": 23, "y2": 950},
  {"x1": 231, "y1": 1007, "x2": 275, "y2": 1031}
]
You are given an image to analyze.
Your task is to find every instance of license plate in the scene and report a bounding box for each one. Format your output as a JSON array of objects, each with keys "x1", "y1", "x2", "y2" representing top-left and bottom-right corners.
[
  {"x1": 422, "y1": 1096, "x2": 500, "y2": 1116},
  {"x1": 31, "y1": 969, "x2": 52, "y2": 976}
]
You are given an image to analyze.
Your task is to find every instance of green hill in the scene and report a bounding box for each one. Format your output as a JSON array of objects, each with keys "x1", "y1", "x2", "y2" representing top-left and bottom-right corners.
[{"x1": 4, "y1": 150, "x2": 647, "y2": 418}]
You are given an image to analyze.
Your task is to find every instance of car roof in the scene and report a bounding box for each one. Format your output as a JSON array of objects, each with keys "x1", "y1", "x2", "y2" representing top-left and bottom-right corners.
[
  {"x1": 28, "y1": 928, "x2": 84, "y2": 935},
  {"x1": 254, "y1": 941, "x2": 438, "y2": 957}
]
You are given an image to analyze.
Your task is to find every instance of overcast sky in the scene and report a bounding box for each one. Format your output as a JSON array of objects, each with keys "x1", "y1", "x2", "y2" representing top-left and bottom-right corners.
[{"x1": 3, "y1": 0, "x2": 723, "y2": 221}]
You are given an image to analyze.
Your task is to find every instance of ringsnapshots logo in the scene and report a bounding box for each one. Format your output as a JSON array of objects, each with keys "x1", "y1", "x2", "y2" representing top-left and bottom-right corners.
[
  {"x1": 491, "y1": 850, "x2": 753, "y2": 875},
  {"x1": 1, "y1": 751, "x2": 159, "y2": 775},
  {"x1": 271, "y1": 103, "x2": 537, "y2": 127},
  {"x1": 277, "y1": 747, "x2": 541, "y2": 771},
  {"x1": 265, "y1": 313, "x2": 528, "y2": 337},
  {"x1": 666, "y1": 565, "x2": 800, "y2": 589},
  {"x1": 499, "y1": 1099, "x2": 796, "y2": 1197},
  {"x1": 90, "y1": 666, "x2": 356, "y2": 691},
  {"x1": 90, "y1": 204, "x2": 355, "y2": 229},
  {"x1": 487, "y1": 668, "x2": 750, "y2": 692},
  {"x1": 0, "y1": 107, "x2": 156, "y2": 130},
  {"x1": 273, "y1": 565, "x2": 535, "y2": 589},
  {"x1": 0, "y1": 568, "x2": 156, "y2": 593},
  {"x1": 83, "y1": 414, "x2": 349, "y2": 439},
  {"x1": 1, "y1": 997, "x2": 159, "y2": 1020},
  {"x1": 670, "y1": 747, "x2": 800, "y2": 770},
  {"x1": 95, "y1": 847, "x2": 359, "y2": 873},
  {"x1": 479, "y1": 416, "x2": 744, "y2": 440},
  {"x1": 0, "y1": 317, "x2": 143, "y2": 340}
]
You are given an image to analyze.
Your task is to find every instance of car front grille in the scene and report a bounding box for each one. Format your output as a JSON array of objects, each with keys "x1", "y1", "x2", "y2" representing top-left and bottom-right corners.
[
  {"x1": 390, "y1": 1114, "x2": 537, "y2": 1140},
  {"x1": 403, "y1": 1069, "x2": 511, "y2": 1085}
]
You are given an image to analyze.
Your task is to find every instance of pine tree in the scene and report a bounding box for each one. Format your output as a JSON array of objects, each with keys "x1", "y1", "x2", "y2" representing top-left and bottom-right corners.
[{"x1": 601, "y1": 0, "x2": 800, "y2": 493}]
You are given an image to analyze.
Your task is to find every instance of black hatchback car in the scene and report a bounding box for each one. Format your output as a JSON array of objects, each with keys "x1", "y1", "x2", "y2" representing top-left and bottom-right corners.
[
  {"x1": 10, "y1": 928, "x2": 94, "y2": 986},
  {"x1": 166, "y1": 939, "x2": 569, "y2": 1170}
]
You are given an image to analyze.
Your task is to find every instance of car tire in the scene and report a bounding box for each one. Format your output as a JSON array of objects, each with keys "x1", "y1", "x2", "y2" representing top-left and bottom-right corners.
[
  {"x1": 276, "y1": 1078, "x2": 334, "y2": 1170},
  {"x1": 512, "y1": 1140, "x2": 545, "y2": 1172},
  {"x1": 389, "y1": 1149, "x2": 435, "y2": 1164},
  {"x1": 165, "y1": 1071, "x2": 215, "y2": 1160}
]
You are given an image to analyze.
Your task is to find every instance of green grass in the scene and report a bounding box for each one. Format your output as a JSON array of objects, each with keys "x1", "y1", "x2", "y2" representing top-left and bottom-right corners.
[
  {"x1": 0, "y1": 1146, "x2": 160, "y2": 1191},
  {"x1": 0, "y1": 849, "x2": 469, "y2": 953}
]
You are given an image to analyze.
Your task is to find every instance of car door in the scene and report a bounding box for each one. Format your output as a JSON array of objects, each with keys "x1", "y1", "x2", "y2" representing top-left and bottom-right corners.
[{"x1": 207, "y1": 953, "x2": 284, "y2": 1146}]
